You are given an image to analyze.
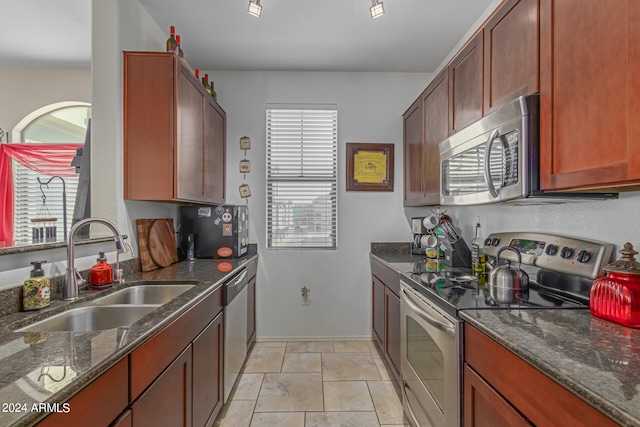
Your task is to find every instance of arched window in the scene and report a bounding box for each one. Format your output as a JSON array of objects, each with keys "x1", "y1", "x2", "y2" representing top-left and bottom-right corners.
[{"x1": 11, "y1": 103, "x2": 91, "y2": 244}]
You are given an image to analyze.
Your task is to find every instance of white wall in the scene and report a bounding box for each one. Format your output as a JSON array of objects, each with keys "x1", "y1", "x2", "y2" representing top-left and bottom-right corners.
[{"x1": 212, "y1": 71, "x2": 430, "y2": 340}]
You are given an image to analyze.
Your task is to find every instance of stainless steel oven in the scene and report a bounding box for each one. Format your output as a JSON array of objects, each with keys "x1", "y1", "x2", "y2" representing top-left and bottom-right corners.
[{"x1": 400, "y1": 282, "x2": 462, "y2": 427}]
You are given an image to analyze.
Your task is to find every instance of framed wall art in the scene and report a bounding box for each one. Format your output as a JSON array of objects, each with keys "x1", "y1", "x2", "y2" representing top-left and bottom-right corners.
[{"x1": 346, "y1": 142, "x2": 394, "y2": 192}]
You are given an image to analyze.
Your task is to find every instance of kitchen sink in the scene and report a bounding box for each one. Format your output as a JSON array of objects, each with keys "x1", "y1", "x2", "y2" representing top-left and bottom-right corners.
[
  {"x1": 16, "y1": 305, "x2": 159, "y2": 333},
  {"x1": 91, "y1": 284, "x2": 195, "y2": 306}
]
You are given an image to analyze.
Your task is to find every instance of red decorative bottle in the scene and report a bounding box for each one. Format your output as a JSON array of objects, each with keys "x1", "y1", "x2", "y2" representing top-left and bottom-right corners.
[
  {"x1": 590, "y1": 243, "x2": 640, "y2": 328},
  {"x1": 175, "y1": 34, "x2": 184, "y2": 59},
  {"x1": 90, "y1": 252, "x2": 113, "y2": 290}
]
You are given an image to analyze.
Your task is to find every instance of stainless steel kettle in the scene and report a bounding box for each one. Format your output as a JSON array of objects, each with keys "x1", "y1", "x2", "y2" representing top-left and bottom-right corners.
[{"x1": 488, "y1": 246, "x2": 529, "y2": 303}]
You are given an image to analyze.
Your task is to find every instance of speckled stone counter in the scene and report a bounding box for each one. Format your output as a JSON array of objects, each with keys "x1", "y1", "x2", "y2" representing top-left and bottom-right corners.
[
  {"x1": 461, "y1": 309, "x2": 640, "y2": 427},
  {"x1": 0, "y1": 250, "x2": 257, "y2": 427},
  {"x1": 371, "y1": 242, "x2": 640, "y2": 427}
]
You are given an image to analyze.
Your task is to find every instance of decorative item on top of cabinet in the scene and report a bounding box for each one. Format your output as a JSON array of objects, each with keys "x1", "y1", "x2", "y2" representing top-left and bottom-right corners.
[
  {"x1": 539, "y1": 0, "x2": 640, "y2": 192},
  {"x1": 124, "y1": 51, "x2": 226, "y2": 205},
  {"x1": 403, "y1": 68, "x2": 448, "y2": 206}
]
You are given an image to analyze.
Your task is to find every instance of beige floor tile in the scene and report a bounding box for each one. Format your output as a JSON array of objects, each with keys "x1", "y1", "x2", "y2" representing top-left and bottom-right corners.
[
  {"x1": 286, "y1": 341, "x2": 334, "y2": 353},
  {"x1": 321, "y1": 352, "x2": 382, "y2": 381},
  {"x1": 232, "y1": 373, "x2": 264, "y2": 400},
  {"x1": 373, "y1": 358, "x2": 394, "y2": 381},
  {"x1": 213, "y1": 400, "x2": 255, "y2": 427},
  {"x1": 243, "y1": 346, "x2": 285, "y2": 373},
  {"x1": 305, "y1": 411, "x2": 381, "y2": 427},
  {"x1": 323, "y1": 381, "x2": 375, "y2": 411},
  {"x1": 368, "y1": 381, "x2": 408, "y2": 425},
  {"x1": 254, "y1": 341, "x2": 288, "y2": 348},
  {"x1": 281, "y1": 352, "x2": 322, "y2": 372},
  {"x1": 249, "y1": 412, "x2": 305, "y2": 427},
  {"x1": 333, "y1": 340, "x2": 372, "y2": 353},
  {"x1": 369, "y1": 340, "x2": 384, "y2": 358},
  {"x1": 254, "y1": 373, "x2": 323, "y2": 412}
]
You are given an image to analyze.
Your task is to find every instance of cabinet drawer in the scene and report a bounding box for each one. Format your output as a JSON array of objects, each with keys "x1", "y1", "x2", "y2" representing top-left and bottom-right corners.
[
  {"x1": 129, "y1": 286, "x2": 222, "y2": 400},
  {"x1": 465, "y1": 325, "x2": 618, "y2": 427},
  {"x1": 370, "y1": 257, "x2": 400, "y2": 296},
  {"x1": 37, "y1": 358, "x2": 128, "y2": 427}
]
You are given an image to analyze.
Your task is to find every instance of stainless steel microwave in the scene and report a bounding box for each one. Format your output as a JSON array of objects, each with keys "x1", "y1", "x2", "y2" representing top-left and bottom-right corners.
[{"x1": 439, "y1": 95, "x2": 617, "y2": 205}]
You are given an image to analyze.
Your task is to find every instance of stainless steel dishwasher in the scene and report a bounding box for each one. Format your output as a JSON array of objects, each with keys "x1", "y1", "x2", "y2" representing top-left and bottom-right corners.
[{"x1": 222, "y1": 267, "x2": 249, "y2": 402}]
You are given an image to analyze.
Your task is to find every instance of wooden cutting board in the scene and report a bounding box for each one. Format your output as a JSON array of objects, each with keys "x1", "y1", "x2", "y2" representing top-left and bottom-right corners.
[
  {"x1": 148, "y1": 219, "x2": 178, "y2": 268},
  {"x1": 136, "y1": 218, "x2": 178, "y2": 271}
]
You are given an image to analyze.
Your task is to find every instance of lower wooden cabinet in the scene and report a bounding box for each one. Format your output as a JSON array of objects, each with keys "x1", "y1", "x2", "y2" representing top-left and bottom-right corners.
[
  {"x1": 464, "y1": 325, "x2": 619, "y2": 427},
  {"x1": 111, "y1": 410, "x2": 132, "y2": 427},
  {"x1": 370, "y1": 257, "x2": 401, "y2": 383},
  {"x1": 131, "y1": 346, "x2": 193, "y2": 427},
  {"x1": 192, "y1": 312, "x2": 224, "y2": 427},
  {"x1": 37, "y1": 357, "x2": 129, "y2": 427}
]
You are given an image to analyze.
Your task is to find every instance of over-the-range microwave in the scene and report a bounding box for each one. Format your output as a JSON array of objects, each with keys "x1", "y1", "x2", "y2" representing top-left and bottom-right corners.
[{"x1": 438, "y1": 94, "x2": 618, "y2": 205}]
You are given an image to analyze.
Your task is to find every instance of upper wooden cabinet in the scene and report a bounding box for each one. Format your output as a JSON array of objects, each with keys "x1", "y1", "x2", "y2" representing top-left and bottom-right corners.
[
  {"x1": 403, "y1": 69, "x2": 448, "y2": 206},
  {"x1": 483, "y1": 0, "x2": 539, "y2": 115},
  {"x1": 449, "y1": 31, "x2": 484, "y2": 134},
  {"x1": 539, "y1": 0, "x2": 640, "y2": 191},
  {"x1": 124, "y1": 51, "x2": 226, "y2": 204}
]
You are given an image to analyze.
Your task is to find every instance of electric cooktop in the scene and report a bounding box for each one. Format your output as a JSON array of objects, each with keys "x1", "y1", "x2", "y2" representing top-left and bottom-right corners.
[{"x1": 398, "y1": 232, "x2": 614, "y2": 317}]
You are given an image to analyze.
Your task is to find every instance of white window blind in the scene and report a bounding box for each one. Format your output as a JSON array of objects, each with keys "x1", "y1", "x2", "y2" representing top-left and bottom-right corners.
[{"x1": 266, "y1": 105, "x2": 338, "y2": 249}]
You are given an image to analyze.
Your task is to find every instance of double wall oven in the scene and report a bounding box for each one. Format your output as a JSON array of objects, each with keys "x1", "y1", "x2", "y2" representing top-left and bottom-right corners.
[{"x1": 399, "y1": 232, "x2": 613, "y2": 427}]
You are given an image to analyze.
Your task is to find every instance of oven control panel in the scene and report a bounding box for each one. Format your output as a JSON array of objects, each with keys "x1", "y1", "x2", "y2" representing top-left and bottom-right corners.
[{"x1": 483, "y1": 232, "x2": 614, "y2": 279}]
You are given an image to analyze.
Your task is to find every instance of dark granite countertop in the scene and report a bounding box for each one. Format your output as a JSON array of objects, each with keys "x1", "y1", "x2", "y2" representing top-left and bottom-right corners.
[
  {"x1": 370, "y1": 242, "x2": 640, "y2": 427},
  {"x1": 0, "y1": 250, "x2": 257, "y2": 427}
]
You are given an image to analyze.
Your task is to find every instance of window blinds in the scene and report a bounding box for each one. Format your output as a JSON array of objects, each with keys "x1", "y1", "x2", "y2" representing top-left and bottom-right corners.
[{"x1": 266, "y1": 105, "x2": 338, "y2": 249}]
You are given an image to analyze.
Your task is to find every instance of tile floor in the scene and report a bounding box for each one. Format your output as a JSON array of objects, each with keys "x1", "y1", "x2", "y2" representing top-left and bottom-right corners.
[{"x1": 214, "y1": 340, "x2": 410, "y2": 427}]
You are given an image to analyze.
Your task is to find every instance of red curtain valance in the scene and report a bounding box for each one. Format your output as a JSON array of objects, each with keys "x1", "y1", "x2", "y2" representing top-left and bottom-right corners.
[{"x1": 0, "y1": 143, "x2": 82, "y2": 245}]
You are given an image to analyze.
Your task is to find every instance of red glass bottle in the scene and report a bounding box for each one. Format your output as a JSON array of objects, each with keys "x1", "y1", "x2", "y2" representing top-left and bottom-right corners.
[
  {"x1": 590, "y1": 243, "x2": 640, "y2": 328},
  {"x1": 90, "y1": 252, "x2": 113, "y2": 290}
]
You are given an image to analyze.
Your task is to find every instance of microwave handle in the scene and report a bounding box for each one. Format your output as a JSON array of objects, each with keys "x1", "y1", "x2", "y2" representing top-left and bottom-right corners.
[{"x1": 483, "y1": 128, "x2": 500, "y2": 198}]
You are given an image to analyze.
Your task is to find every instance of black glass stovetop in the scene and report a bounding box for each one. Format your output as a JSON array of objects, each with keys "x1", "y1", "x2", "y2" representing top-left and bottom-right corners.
[{"x1": 394, "y1": 261, "x2": 590, "y2": 317}]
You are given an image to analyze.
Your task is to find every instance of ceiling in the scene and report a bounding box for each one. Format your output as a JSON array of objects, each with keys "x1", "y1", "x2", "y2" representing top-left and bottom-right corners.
[{"x1": 0, "y1": 0, "x2": 495, "y2": 73}]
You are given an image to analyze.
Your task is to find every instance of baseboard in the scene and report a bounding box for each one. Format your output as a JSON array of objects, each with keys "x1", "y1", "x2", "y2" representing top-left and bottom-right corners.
[{"x1": 256, "y1": 335, "x2": 373, "y2": 342}]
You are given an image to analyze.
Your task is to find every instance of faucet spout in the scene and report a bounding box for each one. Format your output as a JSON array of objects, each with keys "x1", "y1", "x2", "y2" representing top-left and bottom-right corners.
[{"x1": 64, "y1": 217, "x2": 126, "y2": 301}]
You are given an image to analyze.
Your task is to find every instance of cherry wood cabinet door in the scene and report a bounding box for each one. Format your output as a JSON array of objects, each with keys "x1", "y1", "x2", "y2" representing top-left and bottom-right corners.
[
  {"x1": 483, "y1": 0, "x2": 539, "y2": 114},
  {"x1": 422, "y1": 68, "x2": 449, "y2": 205},
  {"x1": 176, "y1": 68, "x2": 205, "y2": 202},
  {"x1": 384, "y1": 286, "x2": 401, "y2": 382},
  {"x1": 463, "y1": 365, "x2": 531, "y2": 427},
  {"x1": 372, "y1": 275, "x2": 385, "y2": 350},
  {"x1": 449, "y1": 31, "x2": 484, "y2": 134},
  {"x1": 540, "y1": 0, "x2": 638, "y2": 190},
  {"x1": 204, "y1": 98, "x2": 226, "y2": 204},
  {"x1": 403, "y1": 97, "x2": 424, "y2": 205},
  {"x1": 131, "y1": 346, "x2": 193, "y2": 427},
  {"x1": 111, "y1": 410, "x2": 132, "y2": 427},
  {"x1": 192, "y1": 312, "x2": 224, "y2": 427}
]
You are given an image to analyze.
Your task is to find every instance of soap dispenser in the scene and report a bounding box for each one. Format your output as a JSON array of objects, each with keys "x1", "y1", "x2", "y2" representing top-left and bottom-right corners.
[
  {"x1": 23, "y1": 261, "x2": 51, "y2": 311},
  {"x1": 90, "y1": 252, "x2": 113, "y2": 290}
]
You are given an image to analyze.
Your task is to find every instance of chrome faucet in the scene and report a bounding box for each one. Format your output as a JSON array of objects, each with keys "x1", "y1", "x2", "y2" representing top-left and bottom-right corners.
[{"x1": 64, "y1": 218, "x2": 126, "y2": 301}]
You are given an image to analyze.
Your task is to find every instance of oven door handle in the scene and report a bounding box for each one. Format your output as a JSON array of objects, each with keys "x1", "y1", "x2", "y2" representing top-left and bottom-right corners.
[
  {"x1": 483, "y1": 128, "x2": 500, "y2": 198},
  {"x1": 402, "y1": 380, "x2": 438, "y2": 427},
  {"x1": 401, "y1": 288, "x2": 456, "y2": 336}
]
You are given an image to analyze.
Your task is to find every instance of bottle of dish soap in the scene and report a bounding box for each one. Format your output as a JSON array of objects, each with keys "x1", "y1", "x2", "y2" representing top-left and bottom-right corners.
[
  {"x1": 90, "y1": 252, "x2": 113, "y2": 290},
  {"x1": 23, "y1": 261, "x2": 51, "y2": 311}
]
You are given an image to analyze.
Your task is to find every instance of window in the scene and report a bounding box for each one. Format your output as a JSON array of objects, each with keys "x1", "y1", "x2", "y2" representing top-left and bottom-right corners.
[
  {"x1": 12, "y1": 105, "x2": 90, "y2": 244},
  {"x1": 266, "y1": 105, "x2": 337, "y2": 249}
]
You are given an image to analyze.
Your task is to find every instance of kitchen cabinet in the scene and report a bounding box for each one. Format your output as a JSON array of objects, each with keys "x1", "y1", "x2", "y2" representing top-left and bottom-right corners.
[
  {"x1": 464, "y1": 324, "x2": 619, "y2": 427},
  {"x1": 246, "y1": 257, "x2": 258, "y2": 350},
  {"x1": 483, "y1": 0, "x2": 538, "y2": 115},
  {"x1": 111, "y1": 410, "x2": 132, "y2": 427},
  {"x1": 449, "y1": 31, "x2": 484, "y2": 133},
  {"x1": 124, "y1": 51, "x2": 226, "y2": 204},
  {"x1": 37, "y1": 358, "x2": 129, "y2": 427},
  {"x1": 192, "y1": 312, "x2": 224, "y2": 427},
  {"x1": 370, "y1": 257, "x2": 401, "y2": 383},
  {"x1": 539, "y1": 0, "x2": 640, "y2": 191},
  {"x1": 403, "y1": 68, "x2": 448, "y2": 206},
  {"x1": 131, "y1": 346, "x2": 192, "y2": 427}
]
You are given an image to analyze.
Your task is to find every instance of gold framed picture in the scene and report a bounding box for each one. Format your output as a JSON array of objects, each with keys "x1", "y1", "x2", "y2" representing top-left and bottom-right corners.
[
  {"x1": 239, "y1": 159, "x2": 251, "y2": 173},
  {"x1": 239, "y1": 184, "x2": 252, "y2": 198},
  {"x1": 346, "y1": 142, "x2": 394, "y2": 191},
  {"x1": 240, "y1": 136, "x2": 251, "y2": 150}
]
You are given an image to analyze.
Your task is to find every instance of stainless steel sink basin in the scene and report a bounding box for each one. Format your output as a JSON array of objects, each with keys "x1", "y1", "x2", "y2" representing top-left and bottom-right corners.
[
  {"x1": 16, "y1": 305, "x2": 159, "y2": 333},
  {"x1": 91, "y1": 284, "x2": 195, "y2": 305}
]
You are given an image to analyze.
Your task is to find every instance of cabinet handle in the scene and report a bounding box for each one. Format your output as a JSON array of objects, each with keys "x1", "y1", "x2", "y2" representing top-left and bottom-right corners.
[
  {"x1": 483, "y1": 128, "x2": 500, "y2": 198},
  {"x1": 402, "y1": 380, "x2": 437, "y2": 427}
]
